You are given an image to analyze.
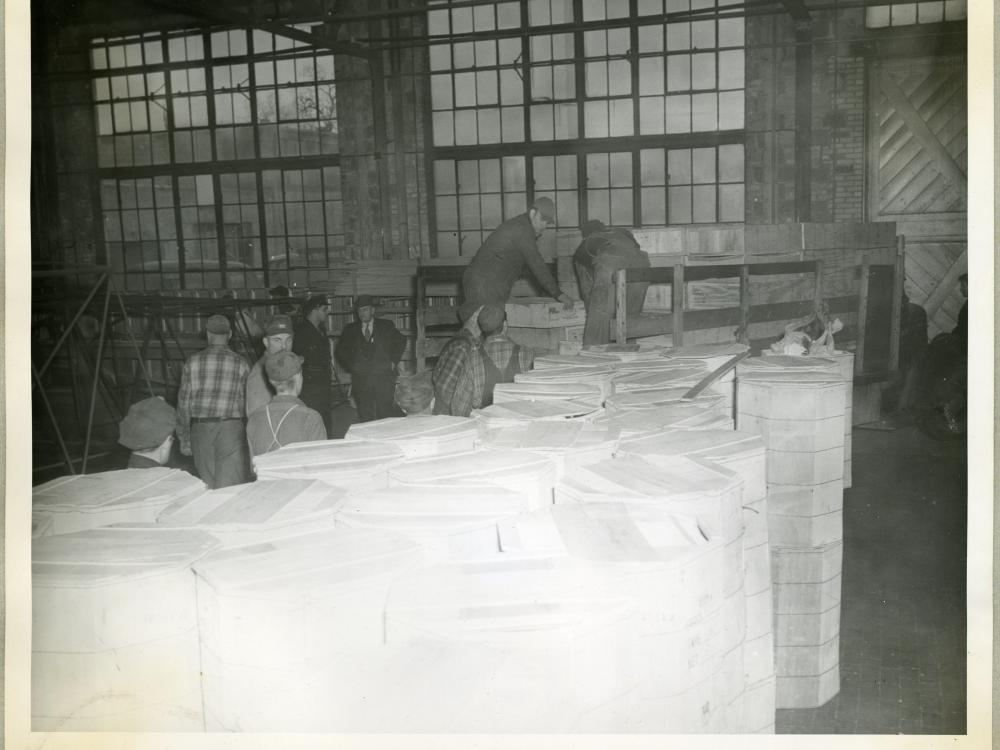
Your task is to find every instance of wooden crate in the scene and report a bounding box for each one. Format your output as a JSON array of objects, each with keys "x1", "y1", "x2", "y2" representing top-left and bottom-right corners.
[
  {"x1": 33, "y1": 468, "x2": 206, "y2": 535},
  {"x1": 155, "y1": 478, "x2": 344, "y2": 549},
  {"x1": 343, "y1": 415, "x2": 478, "y2": 458},
  {"x1": 504, "y1": 297, "x2": 587, "y2": 328},
  {"x1": 32, "y1": 526, "x2": 219, "y2": 731},
  {"x1": 776, "y1": 666, "x2": 840, "y2": 709},
  {"x1": 764, "y1": 446, "x2": 845, "y2": 486},
  {"x1": 479, "y1": 420, "x2": 620, "y2": 481},
  {"x1": 251, "y1": 438, "x2": 404, "y2": 488},
  {"x1": 767, "y1": 509, "x2": 843, "y2": 548}
]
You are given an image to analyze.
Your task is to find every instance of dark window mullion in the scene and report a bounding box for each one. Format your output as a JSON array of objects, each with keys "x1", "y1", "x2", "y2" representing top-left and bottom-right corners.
[
  {"x1": 629, "y1": 1, "x2": 642, "y2": 226},
  {"x1": 201, "y1": 31, "x2": 229, "y2": 283},
  {"x1": 246, "y1": 25, "x2": 271, "y2": 286},
  {"x1": 157, "y1": 35, "x2": 189, "y2": 288}
]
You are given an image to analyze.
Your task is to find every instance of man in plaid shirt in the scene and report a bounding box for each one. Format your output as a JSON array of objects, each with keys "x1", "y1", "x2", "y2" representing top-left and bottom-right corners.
[
  {"x1": 176, "y1": 314, "x2": 251, "y2": 489},
  {"x1": 433, "y1": 305, "x2": 533, "y2": 417}
]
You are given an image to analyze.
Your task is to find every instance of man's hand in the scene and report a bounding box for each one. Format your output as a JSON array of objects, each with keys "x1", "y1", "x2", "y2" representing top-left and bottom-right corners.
[
  {"x1": 180, "y1": 442, "x2": 193, "y2": 457},
  {"x1": 557, "y1": 293, "x2": 575, "y2": 310}
]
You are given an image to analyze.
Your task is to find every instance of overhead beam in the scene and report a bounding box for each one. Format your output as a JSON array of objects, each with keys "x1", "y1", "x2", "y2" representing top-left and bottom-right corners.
[{"x1": 143, "y1": 0, "x2": 374, "y2": 58}]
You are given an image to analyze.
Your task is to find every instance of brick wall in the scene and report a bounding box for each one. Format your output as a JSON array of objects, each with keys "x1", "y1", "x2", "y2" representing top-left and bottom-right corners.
[{"x1": 745, "y1": 6, "x2": 868, "y2": 225}]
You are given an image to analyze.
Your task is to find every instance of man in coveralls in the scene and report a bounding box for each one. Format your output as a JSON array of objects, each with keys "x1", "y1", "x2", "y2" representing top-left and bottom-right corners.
[
  {"x1": 573, "y1": 219, "x2": 651, "y2": 346},
  {"x1": 246, "y1": 351, "x2": 327, "y2": 458}
]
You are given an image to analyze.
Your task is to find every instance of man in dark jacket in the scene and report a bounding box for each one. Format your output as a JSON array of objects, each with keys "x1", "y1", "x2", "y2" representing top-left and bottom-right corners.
[
  {"x1": 460, "y1": 196, "x2": 574, "y2": 320},
  {"x1": 293, "y1": 295, "x2": 333, "y2": 437},
  {"x1": 573, "y1": 219, "x2": 650, "y2": 346},
  {"x1": 335, "y1": 295, "x2": 406, "y2": 422}
]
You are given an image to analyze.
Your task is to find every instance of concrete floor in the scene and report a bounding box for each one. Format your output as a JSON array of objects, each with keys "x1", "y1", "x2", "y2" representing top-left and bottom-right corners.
[{"x1": 776, "y1": 425, "x2": 967, "y2": 734}]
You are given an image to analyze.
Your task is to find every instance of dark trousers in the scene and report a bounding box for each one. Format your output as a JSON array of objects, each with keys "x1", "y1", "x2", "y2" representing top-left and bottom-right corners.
[
  {"x1": 576, "y1": 249, "x2": 650, "y2": 346},
  {"x1": 299, "y1": 374, "x2": 331, "y2": 438},
  {"x1": 191, "y1": 419, "x2": 250, "y2": 489},
  {"x1": 353, "y1": 372, "x2": 402, "y2": 422}
]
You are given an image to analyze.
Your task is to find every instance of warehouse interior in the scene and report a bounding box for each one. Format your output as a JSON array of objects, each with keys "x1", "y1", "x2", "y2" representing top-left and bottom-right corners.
[{"x1": 21, "y1": 0, "x2": 980, "y2": 740}]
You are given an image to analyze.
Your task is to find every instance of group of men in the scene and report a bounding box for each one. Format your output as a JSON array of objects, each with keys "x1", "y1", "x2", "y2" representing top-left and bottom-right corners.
[{"x1": 117, "y1": 196, "x2": 650, "y2": 489}]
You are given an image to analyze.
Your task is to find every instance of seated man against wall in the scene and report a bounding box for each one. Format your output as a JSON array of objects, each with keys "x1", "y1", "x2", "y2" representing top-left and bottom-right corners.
[
  {"x1": 247, "y1": 351, "x2": 327, "y2": 457},
  {"x1": 573, "y1": 219, "x2": 651, "y2": 346},
  {"x1": 432, "y1": 305, "x2": 485, "y2": 417},
  {"x1": 476, "y1": 304, "x2": 533, "y2": 408},
  {"x1": 118, "y1": 396, "x2": 177, "y2": 469},
  {"x1": 433, "y1": 304, "x2": 532, "y2": 416},
  {"x1": 246, "y1": 315, "x2": 295, "y2": 418}
]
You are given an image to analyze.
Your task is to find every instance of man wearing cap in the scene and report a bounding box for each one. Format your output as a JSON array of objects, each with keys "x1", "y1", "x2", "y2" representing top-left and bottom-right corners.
[
  {"x1": 335, "y1": 295, "x2": 407, "y2": 422},
  {"x1": 246, "y1": 351, "x2": 327, "y2": 457},
  {"x1": 245, "y1": 314, "x2": 295, "y2": 418},
  {"x1": 573, "y1": 219, "x2": 650, "y2": 346},
  {"x1": 433, "y1": 304, "x2": 532, "y2": 417},
  {"x1": 293, "y1": 295, "x2": 333, "y2": 436},
  {"x1": 118, "y1": 396, "x2": 177, "y2": 468},
  {"x1": 460, "y1": 197, "x2": 574, "y2": 320},
  {"x1": 176, "y1": 314, "x2": 251, "y2": 489}
]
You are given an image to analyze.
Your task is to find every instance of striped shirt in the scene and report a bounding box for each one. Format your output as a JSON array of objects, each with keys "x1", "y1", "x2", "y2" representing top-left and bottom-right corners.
[{"x1": 176, "y1": 345, "x2": 250, "y2": 450}]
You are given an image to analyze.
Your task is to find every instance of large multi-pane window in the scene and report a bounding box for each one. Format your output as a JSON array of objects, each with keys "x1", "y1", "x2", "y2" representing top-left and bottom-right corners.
[
  {"x1": 865, "y1": 0, "x2": 966, "y2": 26},
  {"x1": 429, "y1": 0, "x2": 746, "y2": 257},
  {"x1": 91, "y1": 27, "x2": 343, "y2": 290}
]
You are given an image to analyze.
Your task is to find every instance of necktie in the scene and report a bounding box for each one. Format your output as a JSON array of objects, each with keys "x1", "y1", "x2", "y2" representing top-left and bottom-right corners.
[{"x1": 364, "y1": 324, "x2": 373, "y2": 342}]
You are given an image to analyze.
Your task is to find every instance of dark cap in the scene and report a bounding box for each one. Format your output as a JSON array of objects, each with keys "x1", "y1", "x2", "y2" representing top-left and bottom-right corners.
[
  {"x1": 478, "y1": 304, "x2": 506, "y2": 335},
  {"x1": 264, "y1": 314, "x2": 294, "y2": 336},
  {"x1": 264, "y1": 351, "x2": 304, "y2": 383},
  {"x1": 269, "y1": 284, "x2": 290, "y2": 298},
  {"x1": 302, "y1": 294, "x2": 329, "y2": 316},
  {"x1": 206, "y1": 314, "x2": 231, "y2": 334},
  {"x1": 581, "y1": 219, "x2": 606, "y2": 238},
  {"x1": 458, "y1": 301, "x2": 482, "y2": 324},
  {"x1": 118, "y1": 397, "x2": 176, "y2": 451},
  {"x1": 354, "y1": 294, "x2": 376, "y2": 310},
  {"x1": 531, "y1": 196, "x2": 556, "y2": 224}
]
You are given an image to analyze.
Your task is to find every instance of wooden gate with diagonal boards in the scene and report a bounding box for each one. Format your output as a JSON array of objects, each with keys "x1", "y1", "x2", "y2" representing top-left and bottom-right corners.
[{"x1": 867, "y1": 54, "x2": 967, "y2": 337}]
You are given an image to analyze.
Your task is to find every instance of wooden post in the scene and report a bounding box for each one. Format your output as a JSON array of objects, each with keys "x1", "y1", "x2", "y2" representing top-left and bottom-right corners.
[
  {"x1": 615, "y1": 267, "x2": 628, "y2": 345},
  {"x1": 414, "y1": 268, "x2": 427, "y2": 372},
  {"x1": 812, "y1": 259, "x2": 824, "y2": 312},
  {"x1": 672, "y1": 263, "x2": 685, "y2": 347},
  {"x1": 888, "y1": 236, "x2": 905, "y2": 372},
  {"x1": 738, "y1": 264, "x2": 751, "y2": 345},
  {"x1": 855, "y1": 260, "x2": 870, "y2": 376}
]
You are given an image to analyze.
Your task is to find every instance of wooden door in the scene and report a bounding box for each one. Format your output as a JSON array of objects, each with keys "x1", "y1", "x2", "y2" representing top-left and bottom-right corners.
[{"x1": 868, "y1": 55, "x2": 967, "y2": 337}]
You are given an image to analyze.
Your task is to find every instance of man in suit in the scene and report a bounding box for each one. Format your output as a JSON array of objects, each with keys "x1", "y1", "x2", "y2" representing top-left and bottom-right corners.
[
  {"x1": 335, "y1": 295, "x2": 406, "y2": 422},
  {"x1": 293, "y1": 295, "x2": 333, "y2": 437}
]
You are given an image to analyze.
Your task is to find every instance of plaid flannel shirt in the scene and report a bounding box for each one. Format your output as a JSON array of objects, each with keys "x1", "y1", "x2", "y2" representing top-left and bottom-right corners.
[
  {"x1": 176, "y1": 344, "x2": 250, "y2": 451},
  {"x1": 432, "y1": 329, "x2": 481, "y2": 418}
]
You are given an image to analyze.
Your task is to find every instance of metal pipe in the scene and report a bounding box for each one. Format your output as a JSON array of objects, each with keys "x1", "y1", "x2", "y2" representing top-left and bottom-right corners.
[
  {"x1": 32, "y1": 361, "x2": 77, "y2": 476},
  {"x1": 34, "y1": 272, "x2": 108, "y2": 382},
  {"x1": 82, "y1": 280, "x2": 113, "y2": 474}
]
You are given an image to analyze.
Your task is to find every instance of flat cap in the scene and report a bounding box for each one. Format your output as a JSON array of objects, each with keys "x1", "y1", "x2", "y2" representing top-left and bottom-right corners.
[
  {"x1": 206, "y1": 314, "x2": 231, "y2": 334},
  {"x1": 478, "y1": 304, "x2": 506, "y2": 335},
  {"x1": 265, "y1": 351, "x2": 304, "y2": 383},
  {"x1": 118, "y1": 397, "x2": 176, "y2": 451},
  {"x1": 531, "y1": 196, "x2": 556, "y2": 224},
  {"x1": 264, "y1": 314, "x2": 294, "y2": 336},
  {"x1": 354, "y1": 294, "x2": 376, "y2": 310}
]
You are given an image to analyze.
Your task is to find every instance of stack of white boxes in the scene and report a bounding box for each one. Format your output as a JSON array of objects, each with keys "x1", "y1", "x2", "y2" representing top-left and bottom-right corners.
[{"x1": 736, "y1": 361, "x2": 848, "y2": 709}]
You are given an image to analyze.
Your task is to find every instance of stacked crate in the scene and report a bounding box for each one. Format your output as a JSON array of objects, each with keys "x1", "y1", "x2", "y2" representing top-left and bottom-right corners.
[
  {"x1": 251, "y1": 439, "x2": 404, "y2": 488},
  {"x1": 735, "y1": 362, "x2": 848, "y2": 708},
  {"x1": 501, "y1": 498, "x2": 742, "y2": 732},
  {"x1": 513, "y1": 363, "x2": 617, "y2": 403},
  {"x1": 664, "y1": 342, "x2": 750, "y2": 416},
  {"x1": 388, "y1": 449, "x2": 560, "y2": 512},
  {"x1": 615, "y1": 429, "x2": 775, "y2": 733},
  {"x1": 32, "y1": 527, "x2": 220, "y2": 730},
  {"x1": 504, "y1": 297, "x2": 587, "y2": 354},
  {"x1": 155, "y1": 478, "x2": 345, "y2": 548},
  {"x1": 478, "y1": 420, "x2": 621, "y2": 480},
  {"x1": 343, "y1": 414, "x2": 479, "y2": 458},
  {"x1": 32, "y1": 468, "x2": 206, "y2": 534}
]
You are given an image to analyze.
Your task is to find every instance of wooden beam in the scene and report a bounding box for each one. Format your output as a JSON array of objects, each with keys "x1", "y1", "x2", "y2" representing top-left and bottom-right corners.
[
  {"x1": 888, "y1": 236, "x2": 905, "y2": 372},
  {"x1": 920, "y1": 247, "x2": 968, "y2": 317},
  {"x1": 855, "y1": 261, "x2": 871, "y2": 375},
  {"x1": 738, "y1": 265, "x2": 751, "y2": 345},
  {"x1": 795, "y1": 20, "x2": 813, "y2": 222},
  {"x1": 878, "y1": 71, "x2": 968, "y2": 196},
  {"x1": 672, "y1": 263, "x2": 685, "y2": 346},
  {"x1": 615, "y1": 268, "x2": 628, "y2": 345}
]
